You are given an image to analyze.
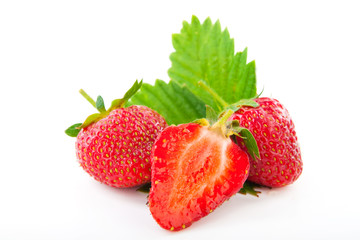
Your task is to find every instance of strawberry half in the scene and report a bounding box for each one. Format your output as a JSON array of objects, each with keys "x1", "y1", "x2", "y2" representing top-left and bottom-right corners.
[
  {"x1": 231, "y1": 97, "x2": 302, "y2": 187},
  {"x1": 65, "y1": 80, "x2": 167, "y2": 187},
  {"x1": 149, "y1": 108, "x2": 254, "y2": 231}
]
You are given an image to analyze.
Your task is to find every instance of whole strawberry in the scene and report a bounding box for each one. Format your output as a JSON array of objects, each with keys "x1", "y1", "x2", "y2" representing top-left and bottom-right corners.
[
  {"x1": 230, "y1": 97, "x2": 302, "y2": 187},
  {"x1": 149, "y1": 108, "x2": 257, "y2": 231},
  {"x1": 65, "y1": 80, "x2": 167, "y2": 187}
]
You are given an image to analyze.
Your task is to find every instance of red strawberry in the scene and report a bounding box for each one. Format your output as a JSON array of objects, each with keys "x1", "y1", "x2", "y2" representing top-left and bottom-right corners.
[
  {"x1": 66, "y1": 80, "x2": 167, "y2": 187},
  {"x1": 230, "y1": 97, "x2": 302, "y2": 187},
  {"x1": 149, "y1": 109, "x2": 251, "y2": 231}
]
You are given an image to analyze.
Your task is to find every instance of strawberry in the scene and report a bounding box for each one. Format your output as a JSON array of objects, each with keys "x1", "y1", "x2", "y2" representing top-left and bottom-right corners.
[
  {"x1": 149, "y1": 108, "x2": 255, "y2": 231},
  {"x1": 65, "y1": 80, "x2": 167, "y2": 187},
  {"x1": 230, "y1": 97, "x2": 302, "y2": 187}
]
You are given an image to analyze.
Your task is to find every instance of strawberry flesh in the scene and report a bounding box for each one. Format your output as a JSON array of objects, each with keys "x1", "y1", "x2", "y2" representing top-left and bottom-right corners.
[{"x1": 149, "y1": 123, "x2": 249, "y2": 231}]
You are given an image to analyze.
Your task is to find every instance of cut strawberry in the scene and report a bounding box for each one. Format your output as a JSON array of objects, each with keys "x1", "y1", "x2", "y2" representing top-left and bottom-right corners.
[{"x1": 149, "y1": 109, "x2": 252, "y2": 231}]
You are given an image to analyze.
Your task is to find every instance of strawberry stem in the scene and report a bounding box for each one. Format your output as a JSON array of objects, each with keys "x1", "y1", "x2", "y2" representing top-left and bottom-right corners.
[
  {"x1": 79, "y1": 89, "x2": 97, "y2": 109},
  {"x1": 211, "y1": 109, "x2": 234, "y2": 135},
  {"x1": 198, "y1": 81, "x2": 229, "y2": 110},
  {"x1": 216, "y1": 109, "x2": 234, "y2": 126}
]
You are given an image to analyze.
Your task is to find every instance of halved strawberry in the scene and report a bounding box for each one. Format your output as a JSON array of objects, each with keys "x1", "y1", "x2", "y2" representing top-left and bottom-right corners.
[{"x1": 149, "y1": 109, "x2": 256, "y2": 231}]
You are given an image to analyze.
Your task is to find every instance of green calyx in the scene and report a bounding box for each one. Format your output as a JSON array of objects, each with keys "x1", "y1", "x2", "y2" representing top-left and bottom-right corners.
[
  {"x1": 65, "y1": 80, "x2": 143, "y2": 137},
  {"x1": 210, "y1": 108, "x2": 235, "y2": 137},
  {"x1": 196, "y1": 81, "x2": 261, "y2": 161},
  {"x1": 79, "y1": 79, "x2": 143, "y2": 129},
  {"x1": 229, "y1": 120, "x2": 260, "y2": 162},
  {"x1": 65, "y1": 123, "x2": 82, "y2": 137},
  {"x1": 193, "y1": 106, "x2": 260, "y2": 162},
  {"x1": 238, "y1": 181, "x2": 263, "y2": 197}
]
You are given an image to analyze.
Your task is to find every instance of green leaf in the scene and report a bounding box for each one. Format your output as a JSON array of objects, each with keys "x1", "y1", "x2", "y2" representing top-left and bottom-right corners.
[
  {"x1": 136, "y1": 182, "x2": 151, "y2": 193},
  {"x1": 226, "y1": 120, "x2": 259, "y2": 160},
  {"x1": 234, "y1": 99, "x2": 259, "y2": 108},
  {"x1": 126, "y1": 80, "x2": 206, "y2": 125},
  {"x1": 238, "y1": 127, "x2": 260, "y2": 162},
  {"x1": 65, "y1": 123, "x2": 82, "y2": 137},
  {"x1": 108, "y1": 80, "x2": 143, "y2": 112},
  {"x1": 238, "y1": 181, "x2": 263, "y2": 197},
  {"x1": 227, "y1": 98, "x2": 259, "y2": 112},
  {"x1": 108, "y1": 99, "x2": 126, "y2": 112},
  {"x1": 206, "y1": 105, "x2": 218, "y2": 125},
  {"x1": 80, "y1": 112, "x2": 107, "y2": 129},
  {"x1": 198, "y1": 80, "x2": 228, "y2": 112},
  {"x1": 123, "y1": 79, "x2": 143, "y2": 102},
  {"x1": 96, "y1": 96, "x2": 106, "y2": 113},
  {"x1": 168, "y1": 15, "x2": 257, "y2": 112}
]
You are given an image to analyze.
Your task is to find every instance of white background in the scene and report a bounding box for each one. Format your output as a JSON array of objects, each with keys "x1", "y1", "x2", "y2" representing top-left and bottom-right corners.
[{"x1": 1, "y1": 0, "x2": 359, "y2": 239}]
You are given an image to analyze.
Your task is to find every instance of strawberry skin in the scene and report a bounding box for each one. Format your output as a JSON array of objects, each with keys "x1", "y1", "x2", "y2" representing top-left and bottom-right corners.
[
  {"x1": 231, "y1": 97, "x2": 302, "y2": 187},
  {"x1": 149, "y1": 123, "x2": 249, "y2": 231},
  {"x1": 76, "y1": 105, "x2": 167, "y2": 188}
]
